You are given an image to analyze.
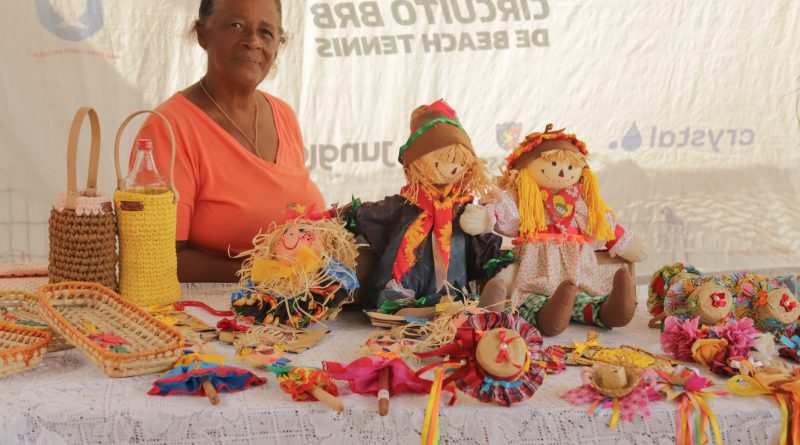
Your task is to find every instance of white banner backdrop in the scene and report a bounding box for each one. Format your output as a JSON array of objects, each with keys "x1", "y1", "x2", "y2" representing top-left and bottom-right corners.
[{"x1": 1, "y1": 0, "x2": 799, "y2": 279}]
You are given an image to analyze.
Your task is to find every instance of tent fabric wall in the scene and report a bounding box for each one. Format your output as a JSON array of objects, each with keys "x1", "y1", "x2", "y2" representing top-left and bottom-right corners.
[{"x1": 1, "y1": 0, "x2": 799, "y2": 278}]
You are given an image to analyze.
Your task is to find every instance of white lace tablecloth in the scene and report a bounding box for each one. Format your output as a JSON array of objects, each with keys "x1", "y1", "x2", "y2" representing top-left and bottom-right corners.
[{"x1": 0, "y1": 280, "x2": 784, "y2": 445}]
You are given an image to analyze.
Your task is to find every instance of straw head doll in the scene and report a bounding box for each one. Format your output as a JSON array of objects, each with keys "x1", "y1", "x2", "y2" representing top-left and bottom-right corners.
[
  {"x1": 231, "y1": 205, "x2": 359, "y2": 328},
  {"x1": 347, "y1": 100, "x2": 513, "y2": 313},
  {"x1": 461, "y1": 125, "x2": 647, "y2": 336}
]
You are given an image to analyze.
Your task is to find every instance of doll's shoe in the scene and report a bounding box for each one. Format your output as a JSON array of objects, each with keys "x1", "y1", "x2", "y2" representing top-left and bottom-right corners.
[
  {"x1": 479, "y1": 276, "x2": 508, "y2": 311},
  {"x1": 599, "y1": 268, "x2": 637, "y2": 328},
  {"x1": 537, "y1": 280, "x2": 579, "y2": 336}
]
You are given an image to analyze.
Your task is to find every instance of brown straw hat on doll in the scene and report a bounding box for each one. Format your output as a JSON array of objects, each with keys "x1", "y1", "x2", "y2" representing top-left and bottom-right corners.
[
  {"x1": 397, "y1": 99, "x2": 474, "y2": 166},
  {"x1": 505, "y1": 123, "x2": 588, "y2": 171}
]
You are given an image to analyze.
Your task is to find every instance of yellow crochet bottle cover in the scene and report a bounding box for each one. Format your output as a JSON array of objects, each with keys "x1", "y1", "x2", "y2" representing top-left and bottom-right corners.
[{"x1": 113, "y1": 110, "x2": 181, "y2": 307}]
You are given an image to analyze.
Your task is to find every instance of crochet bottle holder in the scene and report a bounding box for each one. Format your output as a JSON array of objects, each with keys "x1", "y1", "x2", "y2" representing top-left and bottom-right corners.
[
  {"x1": 48, "y1": 107, "x2": 118, "y2": 290},
  {"x1": 113, "y1": 110, "x2": 180, "y2": 307}
]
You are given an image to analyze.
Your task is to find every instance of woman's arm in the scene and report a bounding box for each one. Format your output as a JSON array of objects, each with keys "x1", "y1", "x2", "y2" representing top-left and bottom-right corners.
[{"x1": 176, "y1": 241, "x2": 242, "y2": 283}]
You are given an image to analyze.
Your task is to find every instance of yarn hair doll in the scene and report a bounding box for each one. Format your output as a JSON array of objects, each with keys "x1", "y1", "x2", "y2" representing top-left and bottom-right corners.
[{"x1": 462, "y1": 124, "x2": 647, "y2": 336}]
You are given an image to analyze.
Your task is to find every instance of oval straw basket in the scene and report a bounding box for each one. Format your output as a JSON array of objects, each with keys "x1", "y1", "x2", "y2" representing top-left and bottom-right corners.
[
  {"x1": 0, "y1": 322, "x2": 51, "y2": 378},
  {"x1": 38, "y1": 282, "x2": 184, "y2": 377},
  {"x1": 0, "y1": 290, "x2": 72, "y2": 352}
]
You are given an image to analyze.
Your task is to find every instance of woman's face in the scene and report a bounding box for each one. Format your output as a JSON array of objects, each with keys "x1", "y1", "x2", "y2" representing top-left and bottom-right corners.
[{"x1": 198, "y1": 0, "x2": 282, "y2": 88}]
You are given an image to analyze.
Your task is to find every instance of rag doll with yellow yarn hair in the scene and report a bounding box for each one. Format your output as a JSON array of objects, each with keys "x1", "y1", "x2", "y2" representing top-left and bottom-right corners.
[
  {"x1": 461, "y1": 125, "x2": 648, "y2": 336},
  {"x1": 348, "y1": 100, "x2": 512, "y2": 313}
]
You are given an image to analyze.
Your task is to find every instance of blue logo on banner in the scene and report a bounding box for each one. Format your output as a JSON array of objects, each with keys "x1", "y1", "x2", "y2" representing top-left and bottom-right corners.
[
  {"x1": 607, "y1": 122, "x2": 643, "y2": 151},
  {"x1": 36, "y1": 0, "x2": 104, "y2": 41}
]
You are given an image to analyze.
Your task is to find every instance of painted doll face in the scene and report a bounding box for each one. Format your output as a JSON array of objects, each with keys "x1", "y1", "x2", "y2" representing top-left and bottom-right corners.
[
  {"x1": 274, "y1": 223, "x2": 317, "y2": 258},
  {"x1": 524, "y1": 153, "x2": 583, "y2": 190},
  {"x1": 365, "y1": 334, "x2": 407, "y2": 357},
  {"x1": 241, "y1": 341, "x2": 285, "y2": 366},
  {"x1": 420, "y1": 144, "x2": 468, "y2": 186}
]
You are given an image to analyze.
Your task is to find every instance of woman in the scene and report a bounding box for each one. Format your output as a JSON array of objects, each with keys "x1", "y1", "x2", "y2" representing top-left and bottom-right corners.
[{"x1": 135, "y1": 0, "x2": 324, "y2": 282}]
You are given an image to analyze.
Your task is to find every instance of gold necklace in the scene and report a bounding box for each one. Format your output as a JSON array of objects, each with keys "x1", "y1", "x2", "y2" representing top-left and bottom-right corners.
[{"x1": 199, "y1": 79, "x2": 261, "y2": 157}]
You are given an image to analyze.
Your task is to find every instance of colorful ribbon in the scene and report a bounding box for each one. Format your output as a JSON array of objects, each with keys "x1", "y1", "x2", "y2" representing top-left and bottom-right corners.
[
  {"x1": 479, "y1": 375, "x2": 523, "y2": 394},
  {"x1": 421, "y1": 367, "x2": 445, "y2": 445},
  {"x1": 727, "y1": 367, "x2": 800, "y2": 445},
  {"x1": 174, "y1": 300, "x2": 233, "y2": 317},
  {"x1": 780, "y1": 335, "x2": 800, "y2": 351},
  {"x1": 657, "y1": 369, "x2": 725, "y2": 445}
]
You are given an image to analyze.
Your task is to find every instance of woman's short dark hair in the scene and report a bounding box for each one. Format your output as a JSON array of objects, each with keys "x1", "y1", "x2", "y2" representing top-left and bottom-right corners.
[{"x1": 193, "y1": 0, "x2": 286, "y2": 43}]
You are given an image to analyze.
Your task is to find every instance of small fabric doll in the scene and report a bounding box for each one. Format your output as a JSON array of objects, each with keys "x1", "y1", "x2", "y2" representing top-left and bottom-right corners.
[
  {"x1": 462, "y1": 125, "x2": 647, "y2": 336},
  {"x1": 236, "y1": 339, "x2": 344, "y2": 411},
  {"x1": 347, "y1": 100, "x2": 512, "y2": 311},
  {"x1": 231, "y1": 205, "x2": 359, "y2": 328},
  {"x1": 324, "y1": 332, "x2": 430, "y2": 415}
]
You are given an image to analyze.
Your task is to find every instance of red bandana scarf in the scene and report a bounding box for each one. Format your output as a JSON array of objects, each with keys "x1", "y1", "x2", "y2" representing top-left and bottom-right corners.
[{"x1": 392, "y1": 185, "x2": 473, "y2": 282}]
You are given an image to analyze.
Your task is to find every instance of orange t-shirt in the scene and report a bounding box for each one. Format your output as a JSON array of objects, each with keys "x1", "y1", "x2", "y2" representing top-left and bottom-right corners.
[{"x1": 133, "y1": 92, "x2": 325, "y2": 255}]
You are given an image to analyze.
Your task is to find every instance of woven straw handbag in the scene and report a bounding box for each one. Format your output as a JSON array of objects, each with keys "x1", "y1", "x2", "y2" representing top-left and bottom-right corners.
[
  {"x1": 113, "y1": 110, "x2": 181, "y2": 307},
  {"x1": 38, "y1": 282, "x2": 184, "y2": 377},
  {"x1": 48, "y1": 107, "x2": 118, "y2": 290}
]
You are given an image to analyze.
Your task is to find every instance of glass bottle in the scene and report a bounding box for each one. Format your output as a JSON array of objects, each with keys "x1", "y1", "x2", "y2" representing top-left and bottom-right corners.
[{"x1": 121, "y1": 139, "x2": 168, "y2": 194}]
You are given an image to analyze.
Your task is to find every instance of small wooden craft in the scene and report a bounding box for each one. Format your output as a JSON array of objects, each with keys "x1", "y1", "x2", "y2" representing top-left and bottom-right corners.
[
  {"x1": 0, "y1": 290, "x2": 72, "y2": 352},
  {"x1": 38, "y1": 282, "x2": 184, "y2": 377},
  {"x1": 0, "y1": 322, "x2": 51, "y2": 378}
]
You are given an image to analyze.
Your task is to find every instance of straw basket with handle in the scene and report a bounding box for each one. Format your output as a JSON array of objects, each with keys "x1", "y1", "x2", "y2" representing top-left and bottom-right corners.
[
  {"x1": 113, "y1": 110, "x2": 181, "y2": 307},
  {"x1": 48, "y1": 107, "x2": 118, "y2": 290}
]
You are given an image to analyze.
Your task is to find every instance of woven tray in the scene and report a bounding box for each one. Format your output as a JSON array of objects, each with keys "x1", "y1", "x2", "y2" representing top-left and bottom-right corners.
[
  {"x1": 38, "y1": 282, "x2": 184, "y2": 377},
  {"x1": 0, "y1": 322, "x2": 51, "y2": 378},
  {"x1": 0, "y1": 290, "x2": 73, "y2": 352}
]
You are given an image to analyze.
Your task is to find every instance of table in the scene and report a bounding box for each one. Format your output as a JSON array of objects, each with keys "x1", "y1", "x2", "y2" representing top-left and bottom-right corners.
[{"x1": 0, "y1": 279, "x2": 784, "y2": 445}]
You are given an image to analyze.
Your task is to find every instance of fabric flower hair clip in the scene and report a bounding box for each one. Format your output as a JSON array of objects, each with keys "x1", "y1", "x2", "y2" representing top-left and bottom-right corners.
[{"x1": 660, "y1": 315, "x2": 758, "y2": 376}]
